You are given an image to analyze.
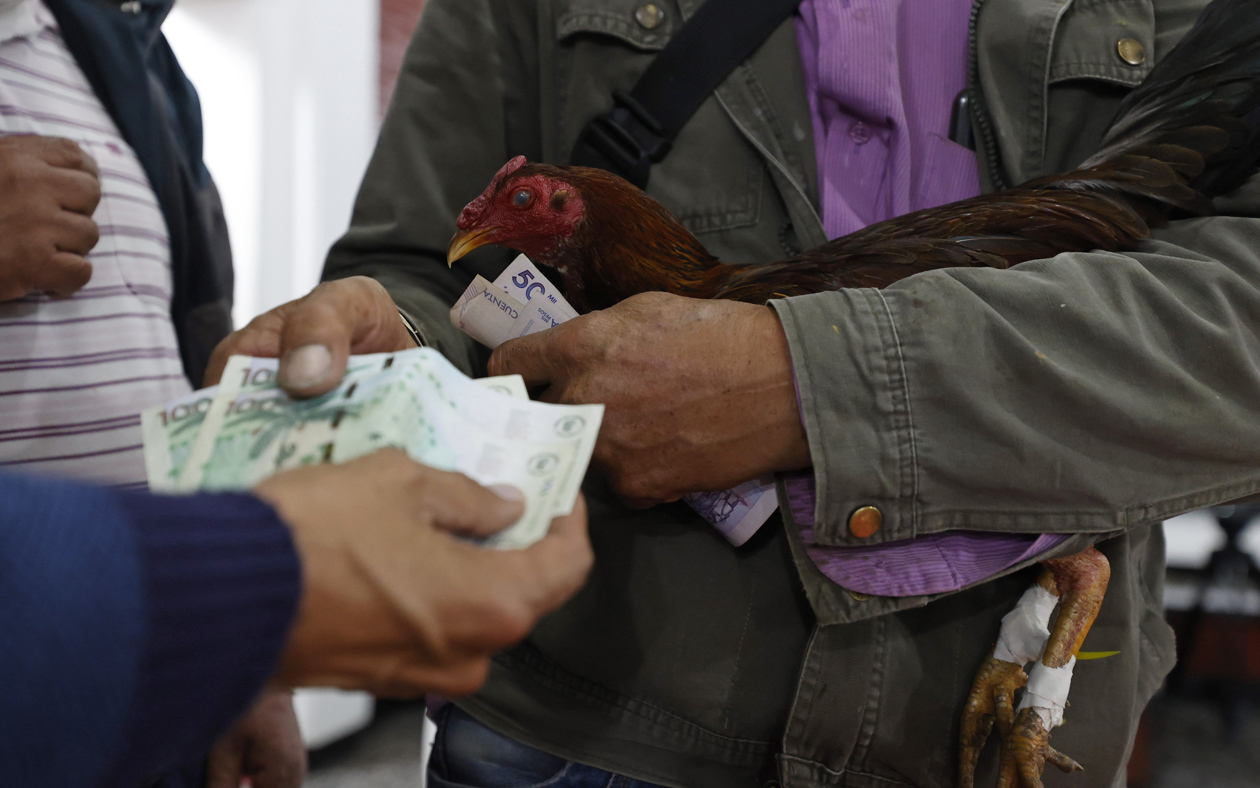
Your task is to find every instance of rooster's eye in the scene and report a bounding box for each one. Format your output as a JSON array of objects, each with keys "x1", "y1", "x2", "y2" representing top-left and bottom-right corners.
[{"x1": 512, "y1": 189, "x2": 533, "y2": 207}]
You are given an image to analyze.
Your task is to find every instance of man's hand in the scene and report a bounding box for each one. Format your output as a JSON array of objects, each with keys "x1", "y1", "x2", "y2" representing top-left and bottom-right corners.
[
  {"x1": 206, "y1": 690, "x2": 305, "y2": 788},
  {"x1": 488, "y1": 292, "x2": 812, "y2": 506},
  {"x1": 205, "y1": 277, "x2": 414, "y2": 397},
  {"x1": 254, "y1": 449, "x2": 592, "y2": 697},
  {"x1": 0, "y1": 135, "x2": 101, "y2": 300}
]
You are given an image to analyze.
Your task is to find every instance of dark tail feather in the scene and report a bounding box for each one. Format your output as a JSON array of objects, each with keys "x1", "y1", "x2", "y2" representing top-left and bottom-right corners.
[{"x1": 1064, "y1": 0, "x2": 1260, "y2": 212}]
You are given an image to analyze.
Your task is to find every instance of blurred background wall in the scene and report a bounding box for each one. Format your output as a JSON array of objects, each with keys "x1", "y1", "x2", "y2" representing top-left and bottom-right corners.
[{"x1": 163, "y1": 0, "x2": 420, "y2": 328}]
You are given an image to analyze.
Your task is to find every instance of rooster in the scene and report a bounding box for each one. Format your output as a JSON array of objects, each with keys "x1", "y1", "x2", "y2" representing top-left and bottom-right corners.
[{"x1": 446, "y1": 0, "x2": 1260, "y2": 785}]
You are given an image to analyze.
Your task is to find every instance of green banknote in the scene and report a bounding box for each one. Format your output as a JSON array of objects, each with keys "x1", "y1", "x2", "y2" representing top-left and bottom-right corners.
[
  {"x1": 145, "y1": 349, "x2": 600, "y2": 549},
  {"x1": 140, "y1": 386, "x2": 220, "y2": 492}
]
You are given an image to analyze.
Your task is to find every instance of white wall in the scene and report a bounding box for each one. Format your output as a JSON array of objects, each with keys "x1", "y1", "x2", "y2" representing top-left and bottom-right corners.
[{"x1": 164, "y1": 0, "x2": 380, "y2": 326}]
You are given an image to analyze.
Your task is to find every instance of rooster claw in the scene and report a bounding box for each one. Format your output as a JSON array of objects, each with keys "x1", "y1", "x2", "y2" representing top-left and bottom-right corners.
[
  {"x1": 995, "y1": 707, "x2": 1084, "y2": 788},
  {"x1": 958, "y1": 653, "x2": 1028, "y2": 788}
]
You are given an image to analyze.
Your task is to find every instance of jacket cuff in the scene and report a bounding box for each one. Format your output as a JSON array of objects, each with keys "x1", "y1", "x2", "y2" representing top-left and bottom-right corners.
[
  {"x1": 772, "y1": 288, "x2": 918, "y2": 547},
  {"x1": 105, "y1": 491, "x2": 302, "y2": 787}
]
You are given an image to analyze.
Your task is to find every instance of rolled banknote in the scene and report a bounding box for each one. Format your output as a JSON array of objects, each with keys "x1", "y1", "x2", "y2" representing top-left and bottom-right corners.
[
  {"x1": 449, "y1": 254, "x2": 782, "y2": 544},
  {"x1": 143, "y1": 349, "x2": 599, "y2": 549},
  {"x1": 450, "y1": 275, "x2": 528, "y2": 349}
]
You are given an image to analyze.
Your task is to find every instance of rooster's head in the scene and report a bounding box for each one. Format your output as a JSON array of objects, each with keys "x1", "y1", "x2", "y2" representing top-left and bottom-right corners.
[
  {"x1": 447, "y1": 156, "x2": 586, "y2": 272},
  {"x1": 447, "y1": 156, "x2": 720, "y2": 313}
]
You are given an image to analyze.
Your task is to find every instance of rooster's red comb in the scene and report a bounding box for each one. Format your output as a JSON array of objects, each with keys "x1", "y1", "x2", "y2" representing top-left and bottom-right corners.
[{"x1": 457, "y1": 156, "x2": 528, "y2": 230}]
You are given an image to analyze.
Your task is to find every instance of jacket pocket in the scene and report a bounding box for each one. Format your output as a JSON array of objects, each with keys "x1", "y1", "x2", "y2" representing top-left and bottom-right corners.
[
  {"x1": 1048, "y1": 0, "x2": 1155, "y2": 88},
  {"x1": 551, "y1": 0, "x2": 766, "y2": 235},
  {"x1": 1040, "y1": 0, "x2": 1158, "y2": 173}
]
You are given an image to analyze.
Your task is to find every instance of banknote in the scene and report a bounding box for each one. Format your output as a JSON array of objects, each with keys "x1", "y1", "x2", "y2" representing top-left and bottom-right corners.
[
  {"x1": 160, "y1": 349, "x2": 601, "y2": 549},
  {"x1": 683, "y1": 478, "x2": 780, "y2": 547},
  {"x1": 450, "y1": 265, "x2": 573, "y2": 349},
  {"x1": 449, "y1": 255, "x2": 783, "y2": 544},
  {"x1": 140, "y1": 385, "x2": 220, "y2": 492},
  {"x1": 143, "y1": 366, "x2": 529, "y2": 494},
  {"x1": 492, "y1": 254, "x2": 578, "y2": 322},
  {"x1": 449, "y1": 275, "x2": 526, "y2": 349},
  {"x1": 478, "y1": 373, "x2": 529, "y2": 400}
]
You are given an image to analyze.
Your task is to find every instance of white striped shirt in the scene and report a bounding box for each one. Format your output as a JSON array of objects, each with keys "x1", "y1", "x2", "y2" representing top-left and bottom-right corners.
[{"x1": 0, "y1": 0, "x2": 192, "y2": 488}]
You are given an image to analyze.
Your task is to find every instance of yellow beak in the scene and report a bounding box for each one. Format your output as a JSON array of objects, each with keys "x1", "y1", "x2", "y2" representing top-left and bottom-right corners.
[{"x1": 447, "y1": 227, "x2": 499, "y2": 266}]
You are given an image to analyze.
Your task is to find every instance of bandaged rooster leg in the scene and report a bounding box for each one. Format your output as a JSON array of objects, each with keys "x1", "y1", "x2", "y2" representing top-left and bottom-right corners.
[
  {"x1": 1000, "y1": 547, "x2": 1110, "y2": 788},
  {"x1": 958, "y1": 570, "x2": 1057, "y2": 788},
  {"x1": 1042, "y1": 547, "x2": 1111, "y2": 668}
]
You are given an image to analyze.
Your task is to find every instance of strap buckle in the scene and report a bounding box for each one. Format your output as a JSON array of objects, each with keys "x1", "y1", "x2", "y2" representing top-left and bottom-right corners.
[{"x1": 571, "y1": 90, "x2": 673, "y2": 189}]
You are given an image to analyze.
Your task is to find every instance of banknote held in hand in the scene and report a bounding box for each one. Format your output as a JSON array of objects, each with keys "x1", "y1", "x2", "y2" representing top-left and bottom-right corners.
[
  {"x1": 141, "y1": 347, "x2": 601, "y2": 549},
  {"x1": 448, "y1": 254, "x2": 781, "y2": 546}
]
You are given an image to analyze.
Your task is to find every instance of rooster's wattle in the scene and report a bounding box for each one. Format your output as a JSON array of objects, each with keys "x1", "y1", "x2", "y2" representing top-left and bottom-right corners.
[{"x1": 446, "y1": 0, "x2": 1260, "y2": 785}]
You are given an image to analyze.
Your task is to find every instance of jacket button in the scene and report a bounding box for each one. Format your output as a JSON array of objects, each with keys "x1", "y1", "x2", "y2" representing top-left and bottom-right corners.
[
  {"x1": 848, "y1": 505, "x2": 882, "y2": 538},
  {"x1": 1117, "y1": 37, "x2": 1146, "y2": 66},
  {"x1": 635, "y1": 3, "x2": 665, "y2": 29}
]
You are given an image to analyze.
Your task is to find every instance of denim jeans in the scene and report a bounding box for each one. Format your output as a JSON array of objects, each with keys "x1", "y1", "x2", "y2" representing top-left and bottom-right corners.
[{"x1": 427, "y1": 706, "x2": 668, "y2": 788}]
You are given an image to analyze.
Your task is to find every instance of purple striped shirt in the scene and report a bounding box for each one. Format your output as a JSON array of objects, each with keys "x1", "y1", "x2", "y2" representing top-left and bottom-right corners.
[
  {"x1": 788, "y1": 0, "x2": 1066, "y2": 596},
  {"x1": 0, "y1": 0, "x2": 191, "y2": 487}
]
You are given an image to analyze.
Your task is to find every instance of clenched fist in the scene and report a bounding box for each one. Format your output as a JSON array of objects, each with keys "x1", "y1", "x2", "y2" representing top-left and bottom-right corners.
[{"x1": 0, "y1": 135, "x2": 101, "y2": 301}]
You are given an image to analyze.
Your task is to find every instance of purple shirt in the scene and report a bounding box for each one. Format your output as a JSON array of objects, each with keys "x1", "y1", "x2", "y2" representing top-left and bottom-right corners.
[{"x1": 787, "y1": 0, "x2": 1066, "y2": 596}]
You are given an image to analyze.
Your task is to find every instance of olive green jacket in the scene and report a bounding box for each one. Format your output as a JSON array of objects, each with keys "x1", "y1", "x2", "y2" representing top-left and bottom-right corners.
[{"x1": 325, "y1": 0, "x2": 1259, "y2": 785}]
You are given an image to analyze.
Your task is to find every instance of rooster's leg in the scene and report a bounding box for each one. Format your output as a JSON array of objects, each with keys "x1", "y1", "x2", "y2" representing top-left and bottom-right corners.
[
  {"x1": 997, "y1": 546, "x2": 1110, "y2": 788},
  {"x1": 958, "y1": 569, "x2": 1054, "y2": 788}
]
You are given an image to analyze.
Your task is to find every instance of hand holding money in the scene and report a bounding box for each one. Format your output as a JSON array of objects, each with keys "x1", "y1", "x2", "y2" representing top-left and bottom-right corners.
[
  {"x1": 486, "y1": 290, "x2": 810, "y2": 513},
  {"x1": 205, "y1": 276, "x2": 415, "y2": 397},
  {"x1": 449, "y1": 255, "x2": 794, "y2": 544},
  {"x1": 256, "y1": 450, "x2": 593, "y2": 697}
]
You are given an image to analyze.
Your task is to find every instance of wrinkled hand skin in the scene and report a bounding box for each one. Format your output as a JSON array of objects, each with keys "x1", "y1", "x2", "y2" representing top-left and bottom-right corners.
[
  {"x1": 205, "y1": 276, "x2": 415, "y2": 397},
  {"x1": 996, "y1": 708, "x2": 1083, "y2": 788},
  {"x1": 488, "y1": 292, "x2": 812, "y2": 506},
  {"x1": 958, "y1": 653, "x2": 1028, "y2": 788},
  {"x1": 206, "y1": 690, "x2": 306, "y2": 788}
]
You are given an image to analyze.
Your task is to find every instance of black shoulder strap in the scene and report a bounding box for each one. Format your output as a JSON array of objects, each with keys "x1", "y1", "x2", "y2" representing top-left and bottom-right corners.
[{"x1": 570, "y1": 0, "x2": 802, "y2": 188}]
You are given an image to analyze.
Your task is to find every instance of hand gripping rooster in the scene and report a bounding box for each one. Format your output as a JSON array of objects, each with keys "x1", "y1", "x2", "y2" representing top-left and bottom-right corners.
[{"x1": 447, "y1": 0, "x2": 1260, "y2": 785}]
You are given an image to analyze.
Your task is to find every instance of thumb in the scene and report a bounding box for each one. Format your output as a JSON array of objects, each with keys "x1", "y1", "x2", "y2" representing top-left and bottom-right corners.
[
  {"x1": 403, "y1": 464, "x2": 527, "y2": 539},
  {"x1": 487, "y1": 325, "x2": 564, "y2": 387},
  {"x1": 277, "y1": 277, "x2": 409, "y2": 397},
  {"x1": 480, "y1": 494, "x2": 592, "y2": 618}
]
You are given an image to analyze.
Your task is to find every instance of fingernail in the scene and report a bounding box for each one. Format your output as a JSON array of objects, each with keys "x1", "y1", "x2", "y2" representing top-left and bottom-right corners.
[
  {"x1": 487, "y1": 483, "x2": 525, "y2": 502},
  {"x1": 279, "y1": 345, "x2": 332, "y2": 389}
]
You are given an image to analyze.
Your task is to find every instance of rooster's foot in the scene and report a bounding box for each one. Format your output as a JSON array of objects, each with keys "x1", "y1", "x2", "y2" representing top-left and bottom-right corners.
[
  {"x1": 996, "y1": 708, "x2": 1083, "y2": 788},
  {"x1": 958, "y1": 653, "x2": 1027, "y2": 788}
]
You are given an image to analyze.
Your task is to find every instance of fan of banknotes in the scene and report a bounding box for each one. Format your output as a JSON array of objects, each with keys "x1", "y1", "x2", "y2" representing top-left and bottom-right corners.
[
  {"x1": 140, "y1": 346, "x2": 603, "y2": 549},
  {"x1": 450, "y1": 255, "x2": 780, "y2": 546}
]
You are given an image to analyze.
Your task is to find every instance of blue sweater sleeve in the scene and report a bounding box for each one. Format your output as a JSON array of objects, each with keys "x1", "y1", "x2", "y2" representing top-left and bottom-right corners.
[{"x1": 0, "y1": 473, "x2": 301, "y2": 788}]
